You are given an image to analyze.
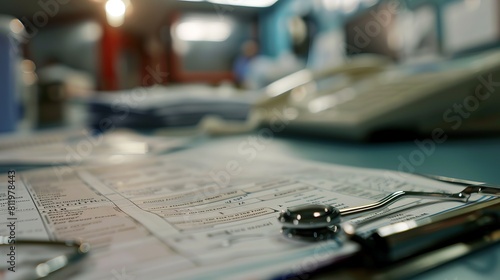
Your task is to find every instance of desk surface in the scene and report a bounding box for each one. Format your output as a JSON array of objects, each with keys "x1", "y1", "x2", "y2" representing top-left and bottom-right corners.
[{"x1": 267, "y1": 135, "x2": 500, "y2": 184}]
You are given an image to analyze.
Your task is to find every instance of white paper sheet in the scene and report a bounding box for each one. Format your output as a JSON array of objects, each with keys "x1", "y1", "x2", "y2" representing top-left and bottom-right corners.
[{"x1": 0, "y1": 129, "x2": 187, "y2": 165}]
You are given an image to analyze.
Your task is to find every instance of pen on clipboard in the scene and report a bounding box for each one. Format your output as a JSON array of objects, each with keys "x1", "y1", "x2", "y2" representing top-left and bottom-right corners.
[{"x1": 276, "y1": 197, "x2": 500, "y2": 280}]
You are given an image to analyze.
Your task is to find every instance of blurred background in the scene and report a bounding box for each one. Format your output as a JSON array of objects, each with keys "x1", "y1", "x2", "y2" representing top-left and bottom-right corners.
[{"x1": 1, "y1": 0, "x2": 499, "y2": 137}]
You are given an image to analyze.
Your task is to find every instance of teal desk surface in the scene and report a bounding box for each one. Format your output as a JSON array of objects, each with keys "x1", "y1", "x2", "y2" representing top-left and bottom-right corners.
[
  {"x1": 2, "y1": 131, "x2": 500, "y2": 279},
  {"x1": 267, "y1": 135, "x2": 500, "y2": 184}
]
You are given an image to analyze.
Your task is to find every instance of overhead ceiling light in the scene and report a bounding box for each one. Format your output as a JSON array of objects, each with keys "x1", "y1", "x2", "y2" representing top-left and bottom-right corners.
[
  {"x1": 207, "y1": 0, "x2": 278, "y2": 8},
  {"x1": 174, "y1": 18, "x2": 233, "y2": 41},
  {"x1": 105, "y1": 0, "x2": 127, "y2": 27}
]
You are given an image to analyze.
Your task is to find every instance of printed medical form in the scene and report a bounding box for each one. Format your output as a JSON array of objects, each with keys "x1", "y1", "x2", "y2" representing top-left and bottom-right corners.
[{"x1": 0, "y1": 142, "x2": 490, "y2": 279}]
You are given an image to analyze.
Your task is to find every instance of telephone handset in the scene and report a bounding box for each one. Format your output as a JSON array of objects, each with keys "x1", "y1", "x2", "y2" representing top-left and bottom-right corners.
[
  {"x1": 200, "y1": 55, "x2": 391, "y2": 136},
  {"x1": 255, "y1": 50, "x2": 500, "y2": 141}
]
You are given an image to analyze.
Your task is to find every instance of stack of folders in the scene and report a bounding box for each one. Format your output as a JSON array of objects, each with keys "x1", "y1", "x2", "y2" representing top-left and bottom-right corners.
[{"x1": 86, "y1": 85, "x2": 259, "y2": 129}]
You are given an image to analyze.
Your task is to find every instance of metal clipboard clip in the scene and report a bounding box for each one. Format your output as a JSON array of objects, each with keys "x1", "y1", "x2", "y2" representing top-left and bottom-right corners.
[
  {"x1": 349, "y1": 197, "x2": 500, "y2": 279},
  {"x1": 294, "y1": 198, "x2": 500, "y2": 280}
]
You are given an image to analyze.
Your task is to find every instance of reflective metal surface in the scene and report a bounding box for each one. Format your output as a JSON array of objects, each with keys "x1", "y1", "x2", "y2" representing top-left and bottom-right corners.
[
  {"x1": 279, "y1": 184, "x2": 500, "y2": 241},
  {"x1": 0, "y1": 238, "x2": 90, "y2": 279}
]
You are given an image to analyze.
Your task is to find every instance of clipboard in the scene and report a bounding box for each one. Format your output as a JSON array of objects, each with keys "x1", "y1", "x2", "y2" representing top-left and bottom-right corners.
[{"x1": 281, "y1": 198, "x2": 500, "y2": 280}]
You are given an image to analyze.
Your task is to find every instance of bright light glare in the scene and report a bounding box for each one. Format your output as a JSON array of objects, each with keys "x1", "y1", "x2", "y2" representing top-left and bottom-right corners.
[
  {"x1": 322, "y1": 0, "x2": 361, "y2": 13},
  {"x1": 106, "y1": 0, "x2": 126, "y2": 16},
  {"x1": 322, "y1": 0, "x2": 343, "y2": 10},
  {"x1": 342, "y1": 0, "x2": 360, "y2": 13},
  {"x1": 207, "y1": 0, "x2": 278, "y2": 8},
  {"x1": 82, "y1": 22, "x2": 103, "y2": 42},
  {"x1": 105, "y1": 0, "x2": 126, "y2": 27},
  {"x1": 9, "y1": 19, "x2": 24, "y2": 34},
  {"x1": 175, "y1": 20, "x2": 232, "y2": 42}
]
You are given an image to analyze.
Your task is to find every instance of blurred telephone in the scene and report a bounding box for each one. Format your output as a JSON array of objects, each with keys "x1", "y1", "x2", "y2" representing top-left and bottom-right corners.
[{"x1": 252, "y1": 50, "x2": 500, "y2": 141}]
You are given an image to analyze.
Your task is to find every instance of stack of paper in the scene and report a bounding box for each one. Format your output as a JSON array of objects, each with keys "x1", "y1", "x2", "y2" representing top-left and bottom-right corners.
[
  {"x1": 86, "y1": 86, "x2": 259, "y2": 129},
  {"x1": 0, "y1": 137, "x2": 490, "y2": 279}
]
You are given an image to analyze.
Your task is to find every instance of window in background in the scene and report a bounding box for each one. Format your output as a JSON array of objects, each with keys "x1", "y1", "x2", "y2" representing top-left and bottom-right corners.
[
  {"x1": 442, "y1": 0, "x2": 500, "y2": 55},
  {"x1": 29, "y1": 20, "x2": 101, "y2": 82},
  {"x1": 170, "y1": 13, "x2": 254, "y2": 83}
]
